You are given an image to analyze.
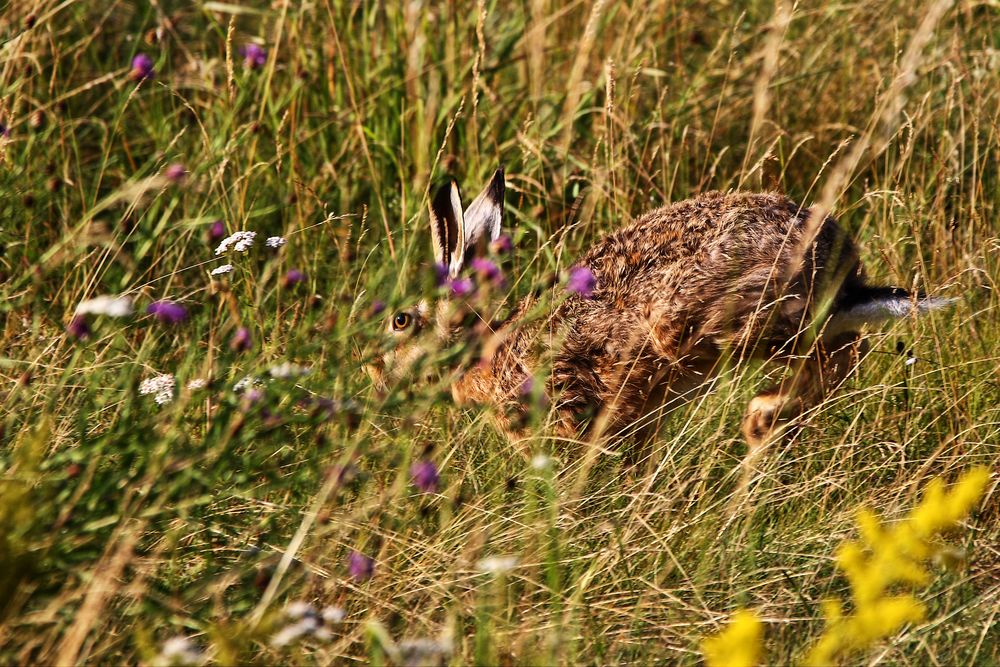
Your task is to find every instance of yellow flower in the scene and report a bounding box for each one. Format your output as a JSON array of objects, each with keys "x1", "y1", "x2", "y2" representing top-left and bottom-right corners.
[
  {"x1": 702, "y1": 610, "x2": 764, "y2": 667},
  {"x1": 803, "y1": 467, "x2": 990, "y2": 666},
  {"x1": 857, "y1": 596, "x2": 924, "y2": 639},
  {"x1": 910, "y1": 468, "x2": 990, "y2": 536}
]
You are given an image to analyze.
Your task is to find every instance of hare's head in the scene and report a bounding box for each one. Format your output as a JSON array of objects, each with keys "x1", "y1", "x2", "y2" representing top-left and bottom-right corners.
[{"x1": 373, "y1": 168, "x2": 506, "y2": 387}]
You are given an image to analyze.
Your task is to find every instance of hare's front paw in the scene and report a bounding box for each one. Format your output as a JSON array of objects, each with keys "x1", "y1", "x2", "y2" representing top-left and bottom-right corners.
[{"x1": 741, "y1": 392, "x2": 802, "y2": 449}]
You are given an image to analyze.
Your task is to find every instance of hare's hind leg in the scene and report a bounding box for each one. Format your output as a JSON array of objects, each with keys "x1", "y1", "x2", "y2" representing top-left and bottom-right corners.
[{"x1": 741, "y1": 333, "x2": 866, "y2": 448}]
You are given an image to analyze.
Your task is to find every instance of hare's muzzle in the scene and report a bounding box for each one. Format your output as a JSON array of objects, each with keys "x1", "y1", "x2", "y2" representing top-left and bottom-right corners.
[{"x1": 364, "y1": 358, "x2": 388, "y2": 391}]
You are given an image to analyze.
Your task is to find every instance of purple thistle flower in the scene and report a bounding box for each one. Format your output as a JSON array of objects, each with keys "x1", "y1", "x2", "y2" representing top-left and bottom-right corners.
[
  {"x1": 518, "y1": 375, "x2": 549, "y2": 408},
  {"x1": 231, "y1": 327, "x2": 252, "y2": 352},
  {"x1": 131, "y1": 53, "x2": 155, "y2": 81},
  {"x1": 146, "y1": 300, "x2": 189, "y2": 324},
  {"x1": 67, "y1": 316, "x2": 90, "y2": 340},
  {"x1": 470, "y1": 257, "x2": 504, "y2": 286},
  {"x1": 240, "y1": 43, "x2": 268, "y2": 69},
  {"x1": 283, "y1": 269, "x2": 305, "y2": 288},
  {"x1": 448, "y1": 277, "x2": 475, "y2": 297},
  {"x1": 566, "y1": 266, "x2": 596, "y2": 299},
  {"x1": 209, "y1": 220, "x2": 226, "y2": 241},
  {"x1": 347, "y1": 551, "x2": 374, "y2": 581},
  {"x1": 410, "y1": 460, "x2": 440, "y2": 494},
  {"x1": 434, "y1": 262, "x2": 449, "y2": 287},
  {"x1": 164, "y1": 163, "x2": 186, "y2": 182},
  {"x1": 490, "y1": 234, "x2": 513, "y2": 255},
  {"x1": 244, "y1": 388, "x2": 264, "y2": 404}
]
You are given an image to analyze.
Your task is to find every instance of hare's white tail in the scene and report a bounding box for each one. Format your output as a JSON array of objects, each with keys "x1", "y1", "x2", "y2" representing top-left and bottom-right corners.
[{"x1": 828, "y1": 286, "x2": 954, "y2": 334}]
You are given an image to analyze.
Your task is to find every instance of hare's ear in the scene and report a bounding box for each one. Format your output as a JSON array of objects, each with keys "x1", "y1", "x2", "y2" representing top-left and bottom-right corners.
[
  {"x1": 429, "y1": 179, "x2": 466, "y2": 278},
  {"x1": 462, "y1": 167, "x2": 505, "y2": 257}
]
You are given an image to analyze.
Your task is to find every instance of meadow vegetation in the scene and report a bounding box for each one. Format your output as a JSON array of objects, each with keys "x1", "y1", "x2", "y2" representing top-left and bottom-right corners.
[{"x1": 0, "y1": 0, "x2": 998, "y2": 664}]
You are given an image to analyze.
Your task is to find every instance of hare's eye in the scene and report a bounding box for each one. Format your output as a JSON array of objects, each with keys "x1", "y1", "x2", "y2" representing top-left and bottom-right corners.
[{"x1": 392, "y1": 312, "x2": 412, "y2": 331}]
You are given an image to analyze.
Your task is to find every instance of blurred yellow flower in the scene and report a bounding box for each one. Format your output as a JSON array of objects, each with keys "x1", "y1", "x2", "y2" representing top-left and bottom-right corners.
[
  {"x1": 804, "y1": 466, "x2": 990, "y2": 666},
  {"x1": 700, "y1": 468, "x2": 989, "y2": 667},
  {"x1": 702, "y1": 610, "x2": 763, "y2": 667}
]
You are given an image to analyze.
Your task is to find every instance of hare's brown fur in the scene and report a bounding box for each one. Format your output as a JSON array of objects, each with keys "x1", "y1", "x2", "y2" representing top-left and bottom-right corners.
[
  {"x1": 383, "y1": 173, "x2": 948, "y2": 447},
  {"x1": 450, "y1": 191, "x2": 864, "y2": 442}
]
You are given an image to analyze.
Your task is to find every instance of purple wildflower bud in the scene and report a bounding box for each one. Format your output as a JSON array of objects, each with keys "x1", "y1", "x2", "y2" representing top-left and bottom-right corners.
[
  {"x1": 518, "y1": 375, "x2": 549, "y2": 408},
  {"x1": 370, "y1": 300, "x2": 386, "y2": 317},
  {"x1": 347, "y1": 551, "x2": 374, "y2": 581},
  {"x1": 131, "y1": 53, "x2": 155, "y2": 81},
  {"x1": 470, "y1": 257, "x2": 504, "y2": 286},
  {"x1": 566, "y1": 266, "x2": 596, "y2": 299},
  {"x1": 243, "y1": 388, "x2": 264, "y2": 404},
  {"x1": 410, "y1": 460, "x2": 440, "y2": 494},
  {"x1": 146, "y1": 300, "x2": 189, "y2": 324},
  {"x1": 231, "y1": 326, "x2": 252, "y2": 352},
  {"x1": 240, "y1": 43, "x2": 268, "y2": 69},
  {"x1": 209, "y1": 220, "x2": 226, "y2": 241},
  {"x1": 164, "y1": 163, "x2": 186, "y2": 182},
  {"x1": 434, "y1": 262, "x2": 449, "y2": 287},
  {"x1": 67, "y1": 316, "x2": 90, "y2": 340},
  {"x1": 283, "y1": 269, "x2": 306, "y2": 288},
  {"x1": 490, "y1": 234, "x2": 513, "y2": 255},
  {"x1": 0, "y1": 123, "x2": 9, "y2": 139},
  {"x1": 448, "y1": 277, "x2": 475, "y2": 297}
]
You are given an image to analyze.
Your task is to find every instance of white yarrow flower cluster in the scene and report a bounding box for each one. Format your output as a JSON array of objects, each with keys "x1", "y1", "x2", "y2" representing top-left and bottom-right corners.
[
  {"x1": 265, "y1": 236, "x2": 287, "y2": 248},
  {"x1": 530, "y1": 453, "x2": 552, "y2": 471},
  {"x1": 476, "y1": 555, "x2": 519, "y2": 574},
  {"x1": 399, "y1": 638, "x2": 454, "y2": 667},
  {"x1": 233, "y1": 375, "x2": 263, "y2": 393},
  {"x1": 268, "y1": 363, "x2": 311, "y2": 379},
  {"x1": 139, "y1": 374, "x2": 175, "y2": 405},
  {"x1": 75, "y1": 295, "x2": 134, "y2": 318},
  {"x1": 270, "y1": 602, "x2": 344, "y2": 647},
  {"x1": 210, "y1": 264, "x2": 234, "y2": 276},
  {"x1": 215, "y1": 231, "x2": 256, "y2": 255},
  {"x1": 152, "y1": 636, "x2": 205, "y2": 666},
  {"x1": 186, "y1": 378, "x2": 207, "y2": 391}
]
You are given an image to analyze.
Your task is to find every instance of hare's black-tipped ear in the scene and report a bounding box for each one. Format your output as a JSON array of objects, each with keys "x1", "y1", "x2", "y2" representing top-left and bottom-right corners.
[
  {"x1": 462, "y1": 167, "x2": 505, "y2": 256},
  {"x1": 429, "y1": 179, "x2": 466, "y2": 278}
]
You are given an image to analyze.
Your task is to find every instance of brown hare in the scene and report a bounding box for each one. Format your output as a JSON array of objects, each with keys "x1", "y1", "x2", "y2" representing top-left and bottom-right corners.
[{"x1": 376, "y1": 168, "x2": 951, "y2": 448}]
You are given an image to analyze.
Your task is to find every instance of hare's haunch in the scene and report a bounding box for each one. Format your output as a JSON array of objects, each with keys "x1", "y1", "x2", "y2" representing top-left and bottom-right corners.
[{"x1": 379, "y1": 169, "x2": 950, "y2": 446}]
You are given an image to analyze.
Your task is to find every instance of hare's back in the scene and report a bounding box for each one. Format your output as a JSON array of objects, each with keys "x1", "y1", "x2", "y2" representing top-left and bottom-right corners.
[
  {"x1": 550, "y1": 191, "x2": 861, "y2": 415},
  {"x1": 582, "y1": 191, "x2": 838, "y2": 299}
]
